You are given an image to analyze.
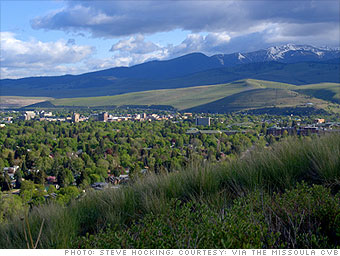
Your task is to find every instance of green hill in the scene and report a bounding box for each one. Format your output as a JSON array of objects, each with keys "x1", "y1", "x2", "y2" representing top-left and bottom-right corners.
[
  {"x1": 295, "y1": 83, "x2": 340, "y2": 104},
  {"x1": 51, "y1": 80, "x2": 256, "y2": 110},
  {"x1": 1, "y1": 135, "x2": 340, "y2": 248},
  {"x1": 49, "y1": 79, "x2": 340, "y2": 113},
  {"x1": 186, "y1": 88, "x2": 330, "y2": 113},
  {"x1": 242, "y1": 80, "x2": 340, "y2": 103}
]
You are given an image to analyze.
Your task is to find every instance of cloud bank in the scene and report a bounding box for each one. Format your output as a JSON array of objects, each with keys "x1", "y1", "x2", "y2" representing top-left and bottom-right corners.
[
  {"x1": 0, "y1": 32, "x2": 94, "y2": 78},
  {"x1": 31, "y1": 0, "x2": 339, "y2": 46},
  {"x1": 107, "y1": 32, "x2": 233, "y2": 67}
]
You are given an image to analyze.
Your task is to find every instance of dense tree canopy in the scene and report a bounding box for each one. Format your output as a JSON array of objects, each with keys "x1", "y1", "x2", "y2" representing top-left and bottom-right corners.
[{"x1": 0, "y1": 117, "x2": 264, "y2": 190}]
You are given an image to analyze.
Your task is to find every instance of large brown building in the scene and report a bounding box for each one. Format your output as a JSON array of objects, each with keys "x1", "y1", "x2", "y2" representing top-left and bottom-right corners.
[{"x1": 267, "y1": 127, "x2": 296, "y2": 136}]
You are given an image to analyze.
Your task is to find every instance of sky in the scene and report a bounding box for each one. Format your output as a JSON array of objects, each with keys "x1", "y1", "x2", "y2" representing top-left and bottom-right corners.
[{"x1": 1, "y1": 0, "x2": 339, "y2": 79}]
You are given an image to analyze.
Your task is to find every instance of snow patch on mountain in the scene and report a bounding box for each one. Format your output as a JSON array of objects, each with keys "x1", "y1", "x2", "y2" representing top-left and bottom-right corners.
[
  {"x1": 238, "y1": 53, "x2": 246, "y2": 60},
  {"x1": 215, "y1": 54, "x2": 225, "y2": 65},
  {"x1": 264, "y1": 44, "x2": 337, "y2": 60}
]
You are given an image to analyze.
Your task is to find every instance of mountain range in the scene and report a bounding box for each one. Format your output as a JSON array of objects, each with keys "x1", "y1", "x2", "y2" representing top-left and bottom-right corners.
[{"x1": 1, "y1": 44, "x2": 339, "y2": 98}]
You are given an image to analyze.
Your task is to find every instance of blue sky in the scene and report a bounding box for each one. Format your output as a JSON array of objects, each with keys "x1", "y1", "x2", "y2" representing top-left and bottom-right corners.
[{"x1": 1, "y1": 0, "x2": 339, "y2": 78}]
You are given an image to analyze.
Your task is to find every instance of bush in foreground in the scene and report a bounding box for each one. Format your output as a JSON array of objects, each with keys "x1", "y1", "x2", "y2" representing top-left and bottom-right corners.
[
  {"x1": 76, "y1": 183, "x2": 340, "y2": 249},
  {"x1": 0, "y1": 134, "x2": 340, "y2": 248}
]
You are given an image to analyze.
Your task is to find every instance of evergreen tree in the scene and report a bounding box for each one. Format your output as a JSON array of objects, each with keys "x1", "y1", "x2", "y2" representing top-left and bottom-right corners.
[
  {"x1": 14, "y1": 170, "x2": 23, "y2": 189},
  {"x1": 0, "y1": 173, "x2": 11, "y2": 191},
  {"x1": 7, "y1": 152, "x2": 14, "y2": 167}
]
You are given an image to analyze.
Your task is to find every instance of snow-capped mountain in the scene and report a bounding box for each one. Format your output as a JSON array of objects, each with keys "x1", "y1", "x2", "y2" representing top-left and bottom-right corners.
[
  {"x1": 264, "y1": 44, "x2": 339, "y2": 61},
  {"x1": 213, "y1": 44, "x2": 340, "y2": 66},
  {"x1": 1, "y1": 43, "x2": 339, "y2": 98}
]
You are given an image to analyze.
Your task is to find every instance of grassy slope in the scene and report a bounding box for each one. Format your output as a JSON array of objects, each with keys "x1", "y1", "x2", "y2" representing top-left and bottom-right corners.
[
  {"x1": 52, "y1": 80, "x2": 257, "y2": 110},
  {"x1": 185, "y1": 88, "x2": 332, "y2": 113},
  {"x1": 51, "y1": 79, "x2": 340, "y2": 112},
  {"x1": 295, "y1": 83, "x2": 340, "y2": 103},
  {"x1": 1, "y1": 134, "x2": 340, "y2": 248}
]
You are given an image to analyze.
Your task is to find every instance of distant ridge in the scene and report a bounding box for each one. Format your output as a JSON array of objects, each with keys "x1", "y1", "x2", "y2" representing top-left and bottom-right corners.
[{"x1": 1, "y1": 44, "x2": 339, "y2": 98}]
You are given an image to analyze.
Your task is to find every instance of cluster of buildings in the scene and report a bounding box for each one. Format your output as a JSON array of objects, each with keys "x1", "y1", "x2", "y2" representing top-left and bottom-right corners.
[
  {"x1": 71, "y1": 113, "x2": 88, "y2": 122},
  {"x1": 15, "y1": 110, "x2": 86, "y2": 122},
  {"x1": 267, "y1": 119, "x2": 340, "y2": 136},
  {"x1": 1, "y1": 110, "x2": 178, "y2": 124},
  {"x1": 87, "y1": 112, "x2": 176, "y2": 122},
  {"x1": 1, "y1": 110, "x2": 218, "y2": 126},
  {"x1": 18, "y1": 110, "x2": 56, "y2": 121},
  {"x1": 19, "y1": 111, "x2": 36, "y2": 121}
]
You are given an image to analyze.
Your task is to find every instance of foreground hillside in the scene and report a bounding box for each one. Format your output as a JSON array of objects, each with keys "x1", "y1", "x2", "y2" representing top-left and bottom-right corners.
[
  {"x1": 49, "y1": 79, "x2": 340, "y2": 114},
  {"x1": 0, "y1": 134, "x2": 339, "y2": 248}
]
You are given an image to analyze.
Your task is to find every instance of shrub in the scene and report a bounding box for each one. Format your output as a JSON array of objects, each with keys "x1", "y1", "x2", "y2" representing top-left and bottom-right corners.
[{"x1": 76, "y1": 183, "x2": 340, "y2": 249}]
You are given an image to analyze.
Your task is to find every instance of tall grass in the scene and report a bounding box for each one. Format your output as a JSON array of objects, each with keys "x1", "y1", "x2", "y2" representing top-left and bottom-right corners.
[{"x1": 0, "y1": 134, "x2": 339, "y2": 248}]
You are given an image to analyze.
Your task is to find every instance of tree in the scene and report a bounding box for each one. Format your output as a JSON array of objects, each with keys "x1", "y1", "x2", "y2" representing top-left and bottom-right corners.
[
  {"x1": 47, "y1": 185, "x2": 57, "y2": 194},
  {"x1": 94, "y1": 167, "x2": 108, "y2": 180},
  {"x1": 14, "y1": 170, "x2": 23, "y2": 189},
  {"x1": 0, "y1": 159, "x2": 4, "y2": 174},
  {"x1": 32, "y1": 169, "x2": 47, "y2": 185},
  {"x1": 70, "y1": 157, "x2": 84, "y2": 175},
  {"x1": 175, "y1": 137, "x2": 184, "y2": 148},
  {"x1": 57, "y1": 186, "x2": 80, "y2": 204},
  {"x1": 31, "y1": 184, "x2": 46, "y2": 206},
  {"x1": 261, "y1": 123, "x2": 267, "y2": 135},
  {"x1": 0, "y1": 173, "x2": 11, "y2": 191},
  {"x1": 0, "y1": 192, "x2": 24, "y2": 223},
  {"x1": 20, "y1": 180, "x2": 35, "y2": 203},
  {"x1": 57, "y1": 168, "x2": 74, "y2": 188},
  {"x1": 89, "y1": 173, "x2": 102, "y2": 184},
  {"x1": 20, "y1": 160, "x2": 27, "y2": 173},
  {"x1": 97, "y1": 159, "x2": 109, "y2": 170},
  {"x1": 7, "y1": 152, "x2": 14, "y2": 167}
]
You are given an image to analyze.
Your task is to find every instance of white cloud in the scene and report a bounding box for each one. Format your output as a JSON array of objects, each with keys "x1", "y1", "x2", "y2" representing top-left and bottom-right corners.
[
  {"x1": 1, "y1": 32, "x2": 93, "y2": 66},
  {"x1": 0, "y1": 32, "x2": 94, "y2": 78},
  {"x1": 31, "y1": 0, "x2": 339, "y2": 45},
  {"x1": 168, "y1": 32, "x2": 231, "y2": 57},
  {"x1": 110, "y1": 35, "x2": 160, "y2": 54},
  {"x1": 85, "y1": 57, "x2": 128, "y2": 70},
  {"x1": 108, "y1": 32, "x2": 232, "y2": 67},
  {"x1": 0, "y1": 64, "x2": 90, "y2": 79}
]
